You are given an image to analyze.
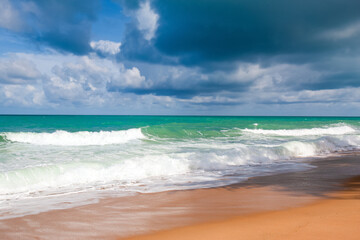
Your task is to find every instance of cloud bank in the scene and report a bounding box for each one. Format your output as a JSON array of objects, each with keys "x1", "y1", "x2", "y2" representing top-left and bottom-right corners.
[{"x1": 0, "y1": 0, "x2": 360, "y2": 115}]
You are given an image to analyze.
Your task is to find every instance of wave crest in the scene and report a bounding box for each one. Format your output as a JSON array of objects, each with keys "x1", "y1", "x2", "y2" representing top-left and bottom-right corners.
[
  {"x1": 1, "y1": 128, "x2": 145, "y2": 146},
  {"x1": 242, "y1": 125, "x2": 356, "y2": 136}
]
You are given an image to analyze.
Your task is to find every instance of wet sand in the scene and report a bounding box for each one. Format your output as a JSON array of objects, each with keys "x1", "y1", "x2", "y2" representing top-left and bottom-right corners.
[
  {"x1": 1, "y1": 153, "x2": 360, "y2": 239},
  {"x1": 125, "y1": 176, "x2": 360, "y2": 240}
]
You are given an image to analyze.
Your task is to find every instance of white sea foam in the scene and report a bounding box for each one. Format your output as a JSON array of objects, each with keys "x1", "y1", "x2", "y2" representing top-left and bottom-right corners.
[
  {"x1": 0, "y1": 155, "x2": 190, "y2": 195},
  {"x1": 3, "y1": 133, "x2": 357, "y2": 197},
  {"x1": 1, "y1": 124, "x2": 360, "y2": 218},
  {"x1": 243, "y1": 125, "x2": 356, "y2": 136},
  {"x1": 2, "y1": 128, "x2": 145, "y2": 146}
]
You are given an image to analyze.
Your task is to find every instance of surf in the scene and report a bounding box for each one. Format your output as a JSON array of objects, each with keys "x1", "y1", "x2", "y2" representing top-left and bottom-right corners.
[
  {"x1": 1, "y1": 128, "x2": 145, "y2": 146},
  {"x1": 242, "y1": 125, "x2": 356, "y2": 136},
  {"x1": 1, "y1": 116, "x2": 360, "y2": 218}
]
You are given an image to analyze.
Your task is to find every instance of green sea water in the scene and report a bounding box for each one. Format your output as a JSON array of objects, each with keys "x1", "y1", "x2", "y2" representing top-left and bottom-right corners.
[
  {"x1": 1, "y1": 115, "x2": 360, "y2": 136},
  {"x1": 1, "y1": 115, "x2": 360, "y2": 218}
]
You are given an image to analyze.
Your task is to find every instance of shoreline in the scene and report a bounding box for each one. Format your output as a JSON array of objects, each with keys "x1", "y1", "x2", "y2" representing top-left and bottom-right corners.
[
  {"x1": 125, "y1": 175, "x2": 360, "y2": 240},
  {"x1": 1, "y1": 153, "x2": 360, "y2": 239}
]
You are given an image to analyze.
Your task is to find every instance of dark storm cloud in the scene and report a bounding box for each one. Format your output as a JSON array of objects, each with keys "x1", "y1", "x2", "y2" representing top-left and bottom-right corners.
[
  {"x1": 3, "y1": 0, "x2": 100, "y2": 55},
  {"x1": 118, "y1": 22, "x2": 177, "y2": 64},
  {"x1": 156, "y1": 0, "x2": 360, "y2": 62},
  {"x1": 107, "y1": 68, "x2": 251, "y2": 99},
  {"x1": 120, "y1": 0, "x2": 360, "y2": 65},
  {"x1": 301, "y1": 72, "x2": 360, "y2": 90},
  {"x1": 117, "y1": 80, "x2": 251, "y2": 99},
  {"x1": 30, "y1": 0, "x2": 101, "y2": 54},
  {"x1": 114, "y1": 0, "x2": 360, "y2": 99}
]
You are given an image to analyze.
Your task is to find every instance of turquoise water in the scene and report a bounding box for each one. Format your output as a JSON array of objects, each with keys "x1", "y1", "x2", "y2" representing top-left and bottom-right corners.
[
  {"x1": 1, "y1": 115, "x2": 360, "y2": 218},
  {"x1": 1, "y1": 115, "x2": 360, "y2": 133}
]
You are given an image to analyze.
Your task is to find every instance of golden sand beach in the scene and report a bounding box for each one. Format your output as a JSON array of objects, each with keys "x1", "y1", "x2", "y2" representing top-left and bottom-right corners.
[{"x1": 125, "y1": 176, "x2": 360, "y2": 240}]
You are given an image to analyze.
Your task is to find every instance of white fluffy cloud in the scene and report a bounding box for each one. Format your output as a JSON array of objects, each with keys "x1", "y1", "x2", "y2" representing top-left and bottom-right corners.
[
  {"x1": 135, "y1": 1, "x2": 159, "y2": 41},
  {"x1": 42, "y1": 55, "x2": 148, "y2": 105},
  {"x1": 1, "y1": 84, "x2": 45, "y2": 106},
  {"x1": 0, "y1": 53, "x2": 149, "y2": 108},
  {"x1": 1, "y1": 50, "x2": 360, "y2": 115},
  {"x1": 90, "y1": 40, "x2": 121, "y2": 56},
  {"x1": 0, "y1": 56, "x2": 42, "y2": 84},
  {"x1": 108, "y1": 66, "x2": 147, "y2": 89}
]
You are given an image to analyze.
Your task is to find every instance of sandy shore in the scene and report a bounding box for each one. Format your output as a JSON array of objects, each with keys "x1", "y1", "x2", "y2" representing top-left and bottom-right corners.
[
  {"x1": 1, "y1": 153, "x2": 360, "y2": 239},
  {"x1": 125, "y1": 176, "x2": 360, "y2": 240}
]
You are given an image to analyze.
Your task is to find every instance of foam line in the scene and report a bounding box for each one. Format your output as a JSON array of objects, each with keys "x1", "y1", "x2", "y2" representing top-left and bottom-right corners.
[{"x1": 2, "y1": 128, "x2": 145, "y2": 146}]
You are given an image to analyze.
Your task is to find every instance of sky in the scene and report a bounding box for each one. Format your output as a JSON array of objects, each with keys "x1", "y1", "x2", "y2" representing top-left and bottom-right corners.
[{"x1": 0, "y1": 0, "x2": 360, "y2": 115}]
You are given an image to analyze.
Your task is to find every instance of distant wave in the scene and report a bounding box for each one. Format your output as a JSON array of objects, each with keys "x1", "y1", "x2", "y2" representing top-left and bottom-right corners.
[
  {"x1": 242, "y1": 125, "x2": 356, "y2": 136},
  {"x1": 1, "y1": 128, "x2": 145, "y2": 146}
]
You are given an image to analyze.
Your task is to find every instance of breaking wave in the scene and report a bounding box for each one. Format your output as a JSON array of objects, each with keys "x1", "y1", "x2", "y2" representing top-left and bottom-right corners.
[
  {"x1": 1, "y1": 121, "x2": 360, "y2": 218},
  {"x1": 1, "y1": 128, "x2": 145, "y2": 146},
  {"x1": 242, "y1": 125, "x2": 356, "y2": 136}
]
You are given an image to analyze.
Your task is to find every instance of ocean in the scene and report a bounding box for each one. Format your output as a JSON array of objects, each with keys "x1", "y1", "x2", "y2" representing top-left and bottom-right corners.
[{"x1": 1, "y1": 115, "x2": 360, "y2": 218}]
